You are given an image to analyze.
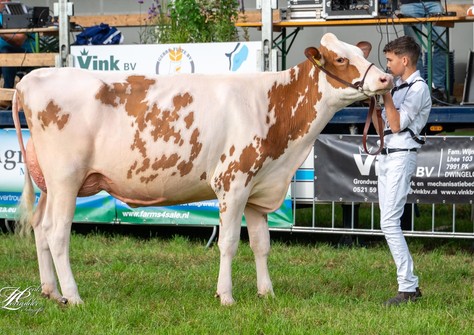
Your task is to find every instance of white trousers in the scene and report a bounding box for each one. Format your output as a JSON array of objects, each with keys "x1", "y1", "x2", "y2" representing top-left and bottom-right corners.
[{"x1": 378, "y1": 151, "x2": 419, "y2": 292}]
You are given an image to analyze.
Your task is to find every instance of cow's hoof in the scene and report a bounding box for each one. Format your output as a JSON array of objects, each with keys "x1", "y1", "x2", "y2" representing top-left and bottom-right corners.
[
  {"x1": 41, "y1": 290, "x2": 62, "y2": 301},
  {"x1": 257, "y1": 288, "x2": 275, "y2": 299},
  {"x1": 257, "y1": 292, "x2": 275, "y2": 299},
  {"x1": 215, "y1": 292, "x2": 235, "y2": 306},
  {"x1": 64, "y1": 296, "x2": 84, "y2": 305},
  {"x1": 57, "y1": 297, "x2": 68, "y2": 306}
]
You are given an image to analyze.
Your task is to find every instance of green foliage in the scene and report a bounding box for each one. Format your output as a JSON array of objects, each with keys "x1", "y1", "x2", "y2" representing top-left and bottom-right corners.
[{"x1": 152, "y1": 0, "x2": 240, "y2": 43}]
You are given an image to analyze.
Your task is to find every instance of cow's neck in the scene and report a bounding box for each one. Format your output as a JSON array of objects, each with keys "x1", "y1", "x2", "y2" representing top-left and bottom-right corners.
[{"x1": 266, "y1": 60, "x2": 334, "y2": 150}]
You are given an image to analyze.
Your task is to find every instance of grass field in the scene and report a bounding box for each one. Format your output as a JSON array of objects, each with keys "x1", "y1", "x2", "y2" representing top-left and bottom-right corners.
[{"x1": 0, "y1": 229, "x2": 473, "y2": 335}]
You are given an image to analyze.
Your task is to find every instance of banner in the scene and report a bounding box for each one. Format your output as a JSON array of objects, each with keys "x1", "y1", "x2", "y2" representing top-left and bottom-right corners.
[
  {"x1": 70, "y1": 42, "x2": 261, "y2": 74},
  {"x1": 0, "y1": 129, "x2": 292, "y2": 227},
  {"x1": 116, "y1": 196, "x2": 292, "y2": 227},
  {"x1": 314, "y1": 135, "x2": 474, "y2": 204}
]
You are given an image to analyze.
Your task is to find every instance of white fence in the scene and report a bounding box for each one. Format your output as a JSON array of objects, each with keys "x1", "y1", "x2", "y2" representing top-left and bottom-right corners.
[
  {"x1": 285, "y1": 135, "x2": 474, "y2": 239},
  {"x1": 278, "y1": 201, "x2": 474, "y2": 240}
]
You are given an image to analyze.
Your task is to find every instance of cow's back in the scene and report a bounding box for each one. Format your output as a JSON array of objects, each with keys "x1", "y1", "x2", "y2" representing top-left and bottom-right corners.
[{"x1": 17, "y1": 67, "x2": 293, "y2": 207}]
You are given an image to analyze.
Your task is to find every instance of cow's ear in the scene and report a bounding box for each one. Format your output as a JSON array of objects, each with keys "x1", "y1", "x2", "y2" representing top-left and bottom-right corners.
[{"x1": 304, "y1": 47, "x2": 322, "y2": 67}]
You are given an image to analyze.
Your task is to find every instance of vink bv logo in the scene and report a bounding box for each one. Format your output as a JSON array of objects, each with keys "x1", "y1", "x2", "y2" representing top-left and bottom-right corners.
[{"x1": 76, "y1": 49, "x2": 137, "y2": 71}]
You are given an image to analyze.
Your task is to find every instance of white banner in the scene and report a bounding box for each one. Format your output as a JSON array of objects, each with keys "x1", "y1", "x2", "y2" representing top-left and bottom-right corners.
[{"x1": 70, "y1": 42, "x2": 261, "y2": 75}]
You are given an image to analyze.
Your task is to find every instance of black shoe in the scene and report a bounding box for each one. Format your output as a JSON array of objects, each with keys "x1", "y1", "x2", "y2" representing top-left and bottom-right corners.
[
  {"x1": 384, "y1": 287, "x2": 422, "y2": 307},
  {"x1": 431, "y1": 88, "x2": 447, "y2": 104}
]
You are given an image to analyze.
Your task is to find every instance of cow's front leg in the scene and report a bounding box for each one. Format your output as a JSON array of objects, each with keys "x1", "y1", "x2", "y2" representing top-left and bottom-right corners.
[
  {"x1": 244, "y1": 205, "x2": 274, "y2": 298},
  {"x1": 215, "y1": 199, "x2": 245, "y2": 305}
]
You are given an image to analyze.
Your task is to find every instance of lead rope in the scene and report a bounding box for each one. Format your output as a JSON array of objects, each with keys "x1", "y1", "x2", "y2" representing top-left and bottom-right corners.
[{"x1": 362, "y1": 96, "x2": 384, "y2": 155}]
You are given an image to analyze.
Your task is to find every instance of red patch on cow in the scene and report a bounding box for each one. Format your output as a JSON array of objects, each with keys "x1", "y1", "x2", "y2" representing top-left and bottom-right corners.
[
  {"x1": 177, "y1": 129, "x2": 202, "y2": 177},
  {"x1": 146, "y1": 93, "x2": 193, "y2": 144},
  {"x1": 95, "y1": 75, "x2": 155, "y2": 132},
  {"x1": 319, "y1": 46, "x2": 361, "y2": 89},
  {"x1": 131, "y1": 130, "x2": 147, "y2": 158},
  {"x1": 217, "y1": 60, "x2": 321, "y2": 192},
  {"x1": 96, "y1": 77, "x2": 202, "y2": 183},
  {"x1": 184, "y1": 112, "x2": 194, "y2": 129},
  {"x1": 37, "y1": 101, "x2": 70, "y2": 131},
  {"x1": 151, "y1": 153, "x2": 180, "y2": 171}
]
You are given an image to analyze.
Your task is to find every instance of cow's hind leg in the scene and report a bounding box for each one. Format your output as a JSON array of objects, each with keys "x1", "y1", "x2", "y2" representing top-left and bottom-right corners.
[
  {"x1": 33, "y1": 192, "x2": 62, "y2": 301},
  {"x1": 244, "y1": 205, "x2": 274, "y2": 298},
  {"x1": 43, "y1": 190, "x2": 83, "y2": 305},
  {"x1": 215, "y1": 198, "x2": 246, "y2": 305}
]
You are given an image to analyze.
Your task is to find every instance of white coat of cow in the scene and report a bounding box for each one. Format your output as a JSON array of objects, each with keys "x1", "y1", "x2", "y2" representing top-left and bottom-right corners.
[{"x1": 13, "y1": 33, "x2": 392, "y2": 305}]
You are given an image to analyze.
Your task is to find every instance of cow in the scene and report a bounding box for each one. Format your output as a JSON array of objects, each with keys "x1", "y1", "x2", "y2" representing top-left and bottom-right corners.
[{"x1": 12, "y1": 33, "x2": 393, "y2": 306}]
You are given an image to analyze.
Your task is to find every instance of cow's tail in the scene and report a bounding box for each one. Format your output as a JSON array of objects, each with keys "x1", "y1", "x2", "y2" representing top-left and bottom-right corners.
[{"x1": 12, "y1": 90, "x2": 34, "y2": 236}]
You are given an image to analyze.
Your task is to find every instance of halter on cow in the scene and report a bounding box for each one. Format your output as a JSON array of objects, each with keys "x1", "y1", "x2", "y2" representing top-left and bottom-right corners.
[
  {"x1": 13, "y1": 33, "x2": 392, "y2": 306},
  {"x1": 305, "y1": 47, "x2": 385, "y2": 154}
]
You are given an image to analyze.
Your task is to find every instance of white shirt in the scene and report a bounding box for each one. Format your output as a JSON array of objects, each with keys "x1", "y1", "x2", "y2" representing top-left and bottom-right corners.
[{"x1": 383, "y1": 70, "x2": 432, "y2": 149}]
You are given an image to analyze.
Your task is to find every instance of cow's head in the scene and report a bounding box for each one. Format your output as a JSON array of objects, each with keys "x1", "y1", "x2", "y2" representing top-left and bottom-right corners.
[{"x1": 305, "y1": 33, "x2": 393, "y2": 104}]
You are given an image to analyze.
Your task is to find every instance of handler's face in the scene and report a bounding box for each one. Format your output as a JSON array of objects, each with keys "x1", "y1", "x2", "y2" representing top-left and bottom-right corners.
[{"x1": 384, "y1": 51, "x2": 406, "y2": 78}]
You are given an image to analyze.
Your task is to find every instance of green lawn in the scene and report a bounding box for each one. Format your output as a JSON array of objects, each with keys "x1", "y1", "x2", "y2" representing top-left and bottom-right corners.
[{"x1": 0, "y1": 232, "x2": 473, "y2": 335}]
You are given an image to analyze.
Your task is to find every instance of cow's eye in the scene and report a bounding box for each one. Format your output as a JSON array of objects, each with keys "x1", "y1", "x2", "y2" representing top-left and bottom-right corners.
[{"x1": 335, "y1": 58, "x2": 345, "y2": 64}]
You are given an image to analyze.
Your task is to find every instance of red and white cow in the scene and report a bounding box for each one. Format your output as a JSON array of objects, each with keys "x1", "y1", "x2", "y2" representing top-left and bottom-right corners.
[{"x1": 13, "y1": 33, "x2": 392, "y2": 305}]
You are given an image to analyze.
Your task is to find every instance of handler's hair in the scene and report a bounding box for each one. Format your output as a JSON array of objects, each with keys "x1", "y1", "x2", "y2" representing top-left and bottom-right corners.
[{"x1": 383, "y1": 36, "x2": 420, "y2": 65}]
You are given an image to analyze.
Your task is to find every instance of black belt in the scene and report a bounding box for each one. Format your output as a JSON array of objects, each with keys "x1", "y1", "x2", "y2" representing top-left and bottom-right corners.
[{"x1": 381, "y1": 148, "x2": 417, "y2": 155}]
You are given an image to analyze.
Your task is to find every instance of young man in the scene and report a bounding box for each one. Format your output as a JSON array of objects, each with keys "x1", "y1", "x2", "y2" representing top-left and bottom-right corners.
[{"x1": 374, "y1": 36, "x2": 431, "y2": 306}]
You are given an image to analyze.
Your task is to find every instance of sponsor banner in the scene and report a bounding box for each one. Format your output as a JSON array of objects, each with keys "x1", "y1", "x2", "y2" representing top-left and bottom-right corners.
[
  {"x1": 70, "y1": 42, "x2": 261, "y2": 75},
  {"x1": 116, "y1": 197, "x2": 293, "y2": 228},
  {"x1": 0, "y1": 129, "x2": 28, "y2": 220},
  {"x1": 0, "y1": 189, "x2": 115, "y2": 223},
  {"x1": 0, "y1": 129, "x2": 292, "y2": 227},
  {"x1": 0, "y1": 129, "x2": 28, "y2": 193},
  {"x1": 314, "y1": 135, "x2": 474, "y2": 204},
  {"x1": 73, "y1": 193, "x2": 116, "y2": 223}
]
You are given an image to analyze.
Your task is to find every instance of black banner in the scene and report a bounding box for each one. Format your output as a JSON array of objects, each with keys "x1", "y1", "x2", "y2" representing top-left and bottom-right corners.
[{"x1": 314, "y1": 135, "x2": 474, "y2": 204}]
